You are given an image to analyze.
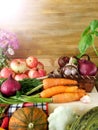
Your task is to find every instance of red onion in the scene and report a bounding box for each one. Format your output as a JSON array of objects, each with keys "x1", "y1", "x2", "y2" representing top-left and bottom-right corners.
[
  {"x1": 0, "y1": 75, "x2": 21, "y2": 97},
  {"x1": 58, "y1": 56, "x2": 69, "y2": 67},
  {"x1": 76, "y1": 55, "x2": 98, "y2": 76}
]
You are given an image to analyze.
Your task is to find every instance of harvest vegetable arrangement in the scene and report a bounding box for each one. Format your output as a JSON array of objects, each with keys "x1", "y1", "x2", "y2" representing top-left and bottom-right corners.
[
  {"x1": 0, "y1": 20, "x2": 98, "y2": 129},
  {"x1": 0, "y1": 20, "x2": 98, "y2": 103}
]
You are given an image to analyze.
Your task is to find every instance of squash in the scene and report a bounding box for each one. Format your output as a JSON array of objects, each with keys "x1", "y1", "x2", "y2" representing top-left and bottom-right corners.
[
  {"x1": 8, "y1": 107, "x2": 48, "y2": 130},
  {"x1": 0, "y1": 128, "x2": 6, "y2": 130}
]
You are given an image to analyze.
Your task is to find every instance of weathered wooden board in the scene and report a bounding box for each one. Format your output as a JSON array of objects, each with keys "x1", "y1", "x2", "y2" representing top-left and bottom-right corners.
[{"x1": 0, "y1": 0, "x2": 98, "y2": 71}]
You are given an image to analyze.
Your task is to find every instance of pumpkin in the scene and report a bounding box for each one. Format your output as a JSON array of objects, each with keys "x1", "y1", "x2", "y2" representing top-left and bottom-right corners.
[
  {"x1": 0, "y1": 128, "x2": 6, "y2": 130},
  {"x1": 8, "y1": 107, "x2": 48, "y2": 130}
]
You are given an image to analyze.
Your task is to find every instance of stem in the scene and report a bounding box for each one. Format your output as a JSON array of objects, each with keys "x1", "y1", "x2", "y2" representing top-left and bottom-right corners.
[
  {"x1": 92, "y1": 43, "x2": 98, "y2": 56},
  {"x1": 0, "y1": 96, "x2": 23, "y2": 104},
  {"x1": 22, "y1": 96, "x2": 52, "y2": 103},
  {"x1": 31, "y1": 93, "x2": 40, "y2": 97},
  {"x1": 26, "y1": 84, "x2": 43, "y2": 95},
  {"x1": 0, "y1": 94, "x2": 52, "y2": 104}
]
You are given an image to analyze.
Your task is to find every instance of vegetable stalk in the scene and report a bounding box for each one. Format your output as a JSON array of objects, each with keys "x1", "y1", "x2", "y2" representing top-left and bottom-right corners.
[{"x1": 0, "y1": 94, "x2": 52, "y2": 104}]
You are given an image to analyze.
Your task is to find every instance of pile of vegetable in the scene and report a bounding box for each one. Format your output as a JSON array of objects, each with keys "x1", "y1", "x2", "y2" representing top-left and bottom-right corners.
[
  {"x1": 30, "y1": 78, "x2": 86, "y2": 103},
  {"x1": 48, "y1": 54, "x2": 98, "y2": 92},
  {"x1": 0, "y1": 75, "x2": 87, "y2": 104},
  {"x1": 0, "y1": 19, "x2": 98, "y2": 130}
]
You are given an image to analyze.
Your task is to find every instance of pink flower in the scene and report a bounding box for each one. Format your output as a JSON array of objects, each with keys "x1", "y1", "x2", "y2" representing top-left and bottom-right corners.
[{"x1": 0, "y1": 29, "x2": 19, "y2": 50}]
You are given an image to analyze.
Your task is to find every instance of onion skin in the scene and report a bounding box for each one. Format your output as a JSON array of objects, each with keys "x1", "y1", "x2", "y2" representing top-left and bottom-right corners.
[
  {"x1": 0, "y1": 75, "x2": 21, "y2": 97},
  {"x1": 78, "y1": 59, "x2": 97, "y2": 76}
]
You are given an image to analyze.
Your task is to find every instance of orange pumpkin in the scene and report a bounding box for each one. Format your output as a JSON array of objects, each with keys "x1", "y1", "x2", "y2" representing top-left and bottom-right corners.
[
  {"x1": 0, "y1": 128, "x2": 6, "y2": 130},
  {"x1": 8, "y1": 107, "x2": 48, "y2": 130}
]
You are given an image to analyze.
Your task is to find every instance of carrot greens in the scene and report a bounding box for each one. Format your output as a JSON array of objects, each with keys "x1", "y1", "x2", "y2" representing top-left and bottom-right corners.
[{"x1": 19, "y1": 78, "x2": 42, "y2": 95}]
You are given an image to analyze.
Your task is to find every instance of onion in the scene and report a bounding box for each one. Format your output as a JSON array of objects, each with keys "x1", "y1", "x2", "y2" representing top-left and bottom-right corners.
[
  {"x1": 58, "y1": 56, "x2": 69, "y2": 68},
  {"x1": 0, "y1": 75, "x2": 21, "y2": 97},
  {"x1": 76, "y1": 54, "x2": 98, "y2": 76}
]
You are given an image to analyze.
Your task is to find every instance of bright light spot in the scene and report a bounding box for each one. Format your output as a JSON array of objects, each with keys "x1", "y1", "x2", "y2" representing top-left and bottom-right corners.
[{"x1": 0, "y1": 0, "x2": 22, "y2": 22}]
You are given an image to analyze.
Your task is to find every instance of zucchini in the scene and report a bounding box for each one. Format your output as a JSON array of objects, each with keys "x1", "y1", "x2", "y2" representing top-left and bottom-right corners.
[{"x1": 69, "y1": 106, "x2": 98, "y2": 130}]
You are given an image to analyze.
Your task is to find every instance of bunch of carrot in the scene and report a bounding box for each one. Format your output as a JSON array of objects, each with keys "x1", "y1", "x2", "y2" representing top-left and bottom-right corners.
[{"x1": 27, "y1": 78, "x2": 87, "y2": 103}]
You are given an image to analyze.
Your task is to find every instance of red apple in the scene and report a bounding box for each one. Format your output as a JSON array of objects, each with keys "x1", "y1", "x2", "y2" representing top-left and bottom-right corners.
[
  {"x1": 0, "y1": 67, "x2": 15, "y2": 78},
  {"x1": 28, "y1": 69, "x2": 40, "y2": 78},
  {"x1": 26, "y1": 56, "x2": 38, "y2": 68},
  {"x1": 37, "y1": 61, "x2": 44, "y2": 69},
  {"x1": 38, "y1": 69, "x2": 46, "y2": 77},
  {"x1": 15, "y1": 73, "x2": 28, "y2": 81},
  {"x1": 10, "y1": 59, "x2": 27, "y2": 73}
]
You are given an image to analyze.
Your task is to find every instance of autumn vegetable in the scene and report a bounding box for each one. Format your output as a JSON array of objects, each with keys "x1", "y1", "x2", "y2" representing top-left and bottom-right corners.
[
  {"x1": 58, "y1": 56, "x2": 70, "y2": 68},
  {"x1": 75, "y1": 54, "x2": 98, "y2": 76},
  {"x1": 43, "y1": 78, "x2": 78, "y2": 89},
  {"x1": 52, "y1": 91, "x2": 86, "y2": 103},
  {"x1": 0, "y1": 127, "x2": 6, "y2": 130},
  {"x1": 8, "y1": 107, "x2": 48, "y2": 130},
  {"x1": 40, "y1": 86, "x2": 79, "y2": 98},
  {"x1": 69, "y1": 106, "x2": 98, "y2": 130},
  {"x1": 0, "y1": 75, "x2": 21, "y2": 97},
  {"x1": 48, "y1": 106, "x2": 78, "y2": 130},
  {"x1": 26, "y1": 78, "x2": 78, "y2": 95}
]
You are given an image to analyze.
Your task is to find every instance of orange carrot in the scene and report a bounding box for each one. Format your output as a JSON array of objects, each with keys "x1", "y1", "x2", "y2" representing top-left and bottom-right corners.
[
  {"x1": 43, "y1": 78, "x2": 78, "y2": 89},
  {"x1": 26, "y1": 78, "x2": 78, "y2": 95},
  {"x1": 52, "y1": 91, "x2": 86, "y2": 103},
  {"x1": 40, "y1": 86, "x2": 78, "y2": 98}
]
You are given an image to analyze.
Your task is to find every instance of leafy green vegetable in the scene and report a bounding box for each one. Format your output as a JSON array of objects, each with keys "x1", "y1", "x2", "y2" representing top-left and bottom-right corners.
[
  {"x1": 78, "y1": 20, "x2": 98, "y2": 57},
  {"x1": 19, "y1": 78, "x2": 42, "y2": 95}
]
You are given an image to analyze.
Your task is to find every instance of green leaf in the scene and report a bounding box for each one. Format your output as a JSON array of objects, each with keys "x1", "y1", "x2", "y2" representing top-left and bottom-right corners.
[
  {"x1": 78, "y1": 33, "x2": 94, "y2": 55},
  {"x1": 90, "y1": 20, "x2": 98, "y2": 32},
  {"x1": 81, "y1": 26, "x2": 90, "y2": 37},
  {"x1": 94, "y1": 31, "x2": 98, "y2": 36}
]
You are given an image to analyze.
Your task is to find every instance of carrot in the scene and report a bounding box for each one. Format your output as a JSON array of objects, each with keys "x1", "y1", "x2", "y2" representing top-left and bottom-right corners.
[
  {"x1": 43, "y1": 78, "x2": 78, "y2": 89},
  {"x1": 26, "y1": 78, "x2": 78, "y2": 95},
  {"x1": 52, "y1": 90, "x2": 86, "y2": 103},
  {"x1": 40, "y1": 86, "x2": 78, "y2": 98}
]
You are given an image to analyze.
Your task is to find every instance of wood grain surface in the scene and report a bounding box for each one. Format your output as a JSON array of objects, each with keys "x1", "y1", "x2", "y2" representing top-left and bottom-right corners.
[{"x1": 0, "y1": 0, "x2": 98, "y2": 71}]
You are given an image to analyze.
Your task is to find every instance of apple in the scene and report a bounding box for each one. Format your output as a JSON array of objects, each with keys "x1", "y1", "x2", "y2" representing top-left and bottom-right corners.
[
  {"x1": 28, "y1": 69, "x2": 40, "y2": 78},
  {"x1": 26, "y1": 56, "x2": 38, "y2": 68},
  {"x1": 10, "y1": 59, "x2": 27, "y2": 73},
  {"x1": 37, "y1": 61, "x2": 44, "y2": 69},
  {"x1": 38, "y1": 69, "x2": 46, "y2": 77},
  {"x1": 0, "y1": 67, "x2": 15, "y2": 78},
  {"x1": 15, "y1": 73, "x2": 28, "y2": 81}
]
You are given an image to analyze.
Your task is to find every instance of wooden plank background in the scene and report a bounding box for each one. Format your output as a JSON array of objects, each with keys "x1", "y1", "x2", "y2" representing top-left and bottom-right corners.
[{"x1": 0, "y1": 0, "x2": 98, "y2": 71}]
